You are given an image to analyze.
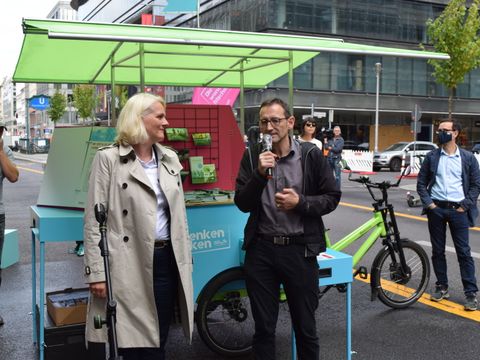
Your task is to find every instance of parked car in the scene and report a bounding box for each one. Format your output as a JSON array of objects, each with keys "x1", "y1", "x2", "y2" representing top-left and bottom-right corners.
[
  {"x1": 343, "y1": 141, "x2": 369, "y2": 151},
  {"x1": 373, "y1": 141, "x2": 438, "y2": 172}
]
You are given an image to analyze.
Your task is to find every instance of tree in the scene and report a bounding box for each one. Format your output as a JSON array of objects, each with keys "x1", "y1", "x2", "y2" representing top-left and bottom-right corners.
[
  {"x1": 47, "y1": 91, "x2": 67, "y2": 126},
  {"x1": 423, "y1": 0, "x2": 480, "y2": 119},
  {"x1": 73, "y1": 85, "x2": 98, "y2": 122}
]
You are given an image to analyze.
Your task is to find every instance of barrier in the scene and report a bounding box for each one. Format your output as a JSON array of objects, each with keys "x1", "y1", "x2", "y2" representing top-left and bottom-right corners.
[
  {"x1": 400, "y1": 153, "x2": 422, "y2": 177},
  {"x1": 342, "y1": 150, "x2": 374, "y2": 173},
  {"x1": 408, "y1": 153, "x2": 422, "y2": 176}
]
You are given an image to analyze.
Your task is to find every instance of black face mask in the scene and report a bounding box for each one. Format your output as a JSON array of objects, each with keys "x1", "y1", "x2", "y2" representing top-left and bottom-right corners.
[{"x1": 437, "y1": 131, "x2": 452, "y2": 145}]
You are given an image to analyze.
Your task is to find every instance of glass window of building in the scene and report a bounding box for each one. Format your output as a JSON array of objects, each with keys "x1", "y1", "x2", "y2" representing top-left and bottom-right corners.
[
  {"x1": 365, "y1": 56, "x2": 381, "y2": 93},
  {"x1": 470, "y1": 68, "x2": 480, "y2": 98},
  {"x1": 398, "y1": 58, "x2": 413, "y2": 95},
  {"x1": 294, "y1": 61, "x2": 312, "y2": 89},
  {"x1": 269, "y1": 0, "x2": 444, "y2": 44},
  {"x1": 381, "y1": 57, "x2": 397, "y2": 94},
  {"x1": 412, "y1": 59, "x2": 427, "y2": 96},
  {"x1": 312, "y1": 53, "x2": 331, "y2": 90}
]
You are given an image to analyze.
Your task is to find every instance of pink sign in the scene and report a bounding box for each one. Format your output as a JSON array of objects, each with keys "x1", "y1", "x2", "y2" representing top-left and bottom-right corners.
[{"x1": 192, "y1": 87, "x2": 240, "y2": 106}]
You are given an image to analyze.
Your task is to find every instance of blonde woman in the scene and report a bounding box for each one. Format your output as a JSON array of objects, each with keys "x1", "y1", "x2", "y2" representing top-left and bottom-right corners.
[{"x1": 84, "y1": 93, "x2": 193, "y2": 360}]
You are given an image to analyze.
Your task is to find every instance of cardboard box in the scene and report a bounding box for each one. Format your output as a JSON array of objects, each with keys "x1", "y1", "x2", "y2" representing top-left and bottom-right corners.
[{"x1": 46, "y1": 288, "x2": 89, "y2": 326}]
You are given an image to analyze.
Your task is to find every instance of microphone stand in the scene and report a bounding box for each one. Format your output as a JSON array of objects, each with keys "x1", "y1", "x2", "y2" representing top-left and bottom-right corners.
[{"x1": 93, "y1": 204, "x2": 122, "y2": 360}]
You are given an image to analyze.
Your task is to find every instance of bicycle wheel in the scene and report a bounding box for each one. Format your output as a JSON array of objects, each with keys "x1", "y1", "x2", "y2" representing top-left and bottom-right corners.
[
  {"x1": 371, "y1": 239, "x2": 430, "y2": 309},
  {"x1": 195, "y1": 267, "x2": 253, "y2": 357}
]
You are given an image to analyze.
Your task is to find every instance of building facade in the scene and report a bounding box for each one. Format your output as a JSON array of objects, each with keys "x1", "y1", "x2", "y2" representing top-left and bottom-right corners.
[
  {"x1": 75, "y1": 0, "x2": 480, "y2": 149},
  {"x1": 1, "y1": 77, "x2": 17, "y2": 134}
]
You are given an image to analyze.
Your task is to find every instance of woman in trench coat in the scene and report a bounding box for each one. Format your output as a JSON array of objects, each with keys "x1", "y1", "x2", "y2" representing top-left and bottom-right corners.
[{"x1": 84, "y1": 93, "x2": 193, "y2": 360}]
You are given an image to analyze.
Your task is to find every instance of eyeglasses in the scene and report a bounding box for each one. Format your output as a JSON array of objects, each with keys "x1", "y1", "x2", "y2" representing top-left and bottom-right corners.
[
  {"x1": 305, "y1": 123, "x2": 316, "y2": 128},
  {"x1": 436, "y1": 128, "x2": 454, "y2": 134},
  {"x1": 259, "y1": 117, "x2": 287, "y2": 127}
]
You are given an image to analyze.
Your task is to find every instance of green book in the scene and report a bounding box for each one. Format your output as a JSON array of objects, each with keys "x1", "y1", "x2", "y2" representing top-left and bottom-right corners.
[
  {"x1": 192, "y1": 132, "x2": 212, "y2": 146},
  {"x1": 166, "y1": 127, "x2": 189, "y2": 141}
]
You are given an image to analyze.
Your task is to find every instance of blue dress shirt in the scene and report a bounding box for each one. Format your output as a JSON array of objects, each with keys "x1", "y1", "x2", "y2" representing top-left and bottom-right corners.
[{"x1": 430, "y1": 146, "x2": 465, "y2": 202}]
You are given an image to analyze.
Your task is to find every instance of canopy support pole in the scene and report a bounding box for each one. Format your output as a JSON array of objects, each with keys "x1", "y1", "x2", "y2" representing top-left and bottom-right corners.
[
  {"x1": 139, "y1": 43, "x2": 145, "y2": 92},
  {"x1": 288, "y1": 50, "x2": 294, "y2": 116},
  {"x1": 110, "y1": 54, "x2": 116, "y2": 125},
  {"x1": 240, "y1": 60, "x2": 245, "y2": 135},
  {"x1": 91, "y1": 42, "x2": 123, "y2": 83}
]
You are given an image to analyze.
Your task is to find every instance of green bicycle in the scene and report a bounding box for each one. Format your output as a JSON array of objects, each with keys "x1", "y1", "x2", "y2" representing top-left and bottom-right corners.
[
  {"x1": 325, "y1": 168, "x2": 430, "y2": 308},
  {"x1": 195, "y1": 168, "x2": 430, "y2": 357}
]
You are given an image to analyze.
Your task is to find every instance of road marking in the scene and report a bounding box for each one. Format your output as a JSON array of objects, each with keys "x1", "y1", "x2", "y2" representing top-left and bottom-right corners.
[
  {"x1": 18, "y1": 166, "x2": 44, "y2": 175},
  {"x1": 341, "y1": 200, "x2": 480, "y2": 320},
  {"x1": 416, "y1": 240, "x2": 480, "y2": 260},
  {"x1": 339, "y1": 201, "x2": 480, "y2": 232},
  {"x1": 354, "y1": 274, "x2": 480, "y2": 322}
]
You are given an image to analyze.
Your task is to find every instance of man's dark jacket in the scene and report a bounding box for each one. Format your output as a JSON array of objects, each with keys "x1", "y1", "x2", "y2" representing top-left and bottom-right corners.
[
  {"x1": 417, "y1": 147, "x2": 480, "y2": 227},
  {"x1": 234, "y1": 140, "x2": 341, "y2": 253}
]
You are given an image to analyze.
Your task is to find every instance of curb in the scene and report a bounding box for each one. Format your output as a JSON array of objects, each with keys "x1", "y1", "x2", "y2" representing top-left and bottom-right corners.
[{"x1": 13, "y1": 153, "x2": 48, "y2": 165}]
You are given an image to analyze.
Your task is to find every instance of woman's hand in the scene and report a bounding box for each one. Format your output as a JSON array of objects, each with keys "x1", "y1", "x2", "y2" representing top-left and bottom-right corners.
[{"x1": 89, "y1": 282, "x2": 107, "y2": 298}]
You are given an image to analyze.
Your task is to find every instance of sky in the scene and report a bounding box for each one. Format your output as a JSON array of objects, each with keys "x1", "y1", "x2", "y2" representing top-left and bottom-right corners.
[{"x1": 0, "y1": 0, "x2": 60, "y2": 80}]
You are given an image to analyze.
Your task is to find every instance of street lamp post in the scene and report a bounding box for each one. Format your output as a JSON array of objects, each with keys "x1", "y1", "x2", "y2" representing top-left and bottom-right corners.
[{"x1": 374, "y1": 62, "x2": 382, "y2": 153}]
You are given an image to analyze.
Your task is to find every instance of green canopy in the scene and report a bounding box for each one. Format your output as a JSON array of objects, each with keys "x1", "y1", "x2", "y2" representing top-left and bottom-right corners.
[{"x1": 13, "y1": 19, "x2": 449, "y2": 87}]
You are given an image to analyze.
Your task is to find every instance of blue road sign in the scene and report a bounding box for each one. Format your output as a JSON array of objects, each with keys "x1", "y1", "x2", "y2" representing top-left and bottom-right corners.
[{"x1": 29, "y1": 95, "x2": 50, "y2": 110}]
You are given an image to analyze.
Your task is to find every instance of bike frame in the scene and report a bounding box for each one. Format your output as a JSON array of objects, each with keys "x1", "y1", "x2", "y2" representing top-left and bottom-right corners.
[
  {"x1": 324, "y1": 167, "x2": 411, "y2": 272},
  {"x1": 325, "y1": 210, "x2": 387, "y2": 267}
]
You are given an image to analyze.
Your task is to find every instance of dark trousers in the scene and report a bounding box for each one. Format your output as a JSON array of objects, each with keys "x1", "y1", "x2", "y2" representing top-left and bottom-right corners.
[
  {"x1": 244, "y1": 240, "x2": 319, "y2": 360},
  {"x1": 427, "y1": 207, "x2": 478, "y2": 295},
  {"x1": 119, "y1": 245, "x2": 178, "y2": 360},
  {"x1": 328, "y1": 157, "x2": 341, "y2": 189}
]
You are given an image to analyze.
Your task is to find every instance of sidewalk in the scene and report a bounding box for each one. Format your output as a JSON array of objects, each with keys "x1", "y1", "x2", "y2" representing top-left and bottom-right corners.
[{"x1": 13, "y1": 152, "x2": 48, "y2": 165}]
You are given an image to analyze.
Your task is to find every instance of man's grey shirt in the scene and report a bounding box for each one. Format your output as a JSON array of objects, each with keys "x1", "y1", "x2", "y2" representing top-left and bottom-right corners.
[{"x1": 257, "y1": 138, "x2": 304, "y2": 236}]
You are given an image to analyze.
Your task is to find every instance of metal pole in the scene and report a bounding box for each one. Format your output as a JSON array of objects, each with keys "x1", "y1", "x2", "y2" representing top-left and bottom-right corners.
[
  {"x1": 328, "y1": 109, "x2": 334, "y2": 129},
  {"x1": 110, "y1": 55, "x2": 116, "y2": 125},
  {"x1": 413, "y1": 104, "x2": 417, "y2": 168},
  {"x1": 107, "y1": 92, "x2": 110, "y2": 127},
  {"x1": 374, "y1": 62, "x2": 382, "y2": 153},
  {"x1": 310, "y1": 103, "x2": 314, "y2": 117},
  {"x1": 25, "y1": 98, "x2": 30, "y2": 154},
  {"x1": 139, "y1": 43, "x2": 145, "y2": 92},
  {"x1": 240, "y1": 60, "x2": 245, "y2": 134},
  {"x1": 197, "y1": 0, "x2": 200, "y2": 28},
  {"x1": 288, "y1": 50, "x2": 294, "y2": 116}
]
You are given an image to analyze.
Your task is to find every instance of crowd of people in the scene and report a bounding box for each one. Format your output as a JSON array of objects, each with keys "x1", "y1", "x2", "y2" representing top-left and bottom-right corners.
[{"x1": 0, "y1": 95, "x2": 478, "y2": 359}]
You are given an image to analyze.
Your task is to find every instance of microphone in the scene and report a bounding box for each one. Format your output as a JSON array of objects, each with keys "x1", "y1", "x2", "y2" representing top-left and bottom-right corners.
[
  {"x1": 94, "y1": 203, "x2": 107, "y2": 225},
  {"x1": 262, "y1": 134, "x2": 273, "y2": 179}
]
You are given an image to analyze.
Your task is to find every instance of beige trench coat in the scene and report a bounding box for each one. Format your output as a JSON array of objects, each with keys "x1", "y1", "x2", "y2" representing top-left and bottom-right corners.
[{"x1": 83, "y1": 143, "x2": 193, "y2": 348}]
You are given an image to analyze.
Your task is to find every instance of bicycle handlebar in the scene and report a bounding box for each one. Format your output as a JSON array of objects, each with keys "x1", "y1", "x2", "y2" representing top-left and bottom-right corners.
[
  {"x1": 349, "y1": 175, "x2": 398, "y2": 190},
  {"x1": 347, "y1": 166, "x2": 411, "y2": 204}
]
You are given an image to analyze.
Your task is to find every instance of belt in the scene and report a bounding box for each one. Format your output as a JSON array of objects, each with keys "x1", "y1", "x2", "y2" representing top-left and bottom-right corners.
[
  {"x1": 433, "y1": 200, "x2": 461, "y2": 209},
  {"x1": 154, "y1": 240, "x2": 170, "y2": 249},
  {"x1": 260, "y1": 235, "x2": 304, "y2": 246}
]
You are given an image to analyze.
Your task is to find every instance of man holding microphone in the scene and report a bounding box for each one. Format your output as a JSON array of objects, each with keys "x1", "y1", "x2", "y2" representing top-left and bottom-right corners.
[{"x1": 235, "y1": 98, "x2": 340, "y2": 359}]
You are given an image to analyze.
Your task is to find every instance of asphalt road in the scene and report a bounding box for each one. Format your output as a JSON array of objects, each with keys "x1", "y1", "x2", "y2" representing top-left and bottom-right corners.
[{"x1": 0, "y1": 163, "x2": 479, "y2": 360}]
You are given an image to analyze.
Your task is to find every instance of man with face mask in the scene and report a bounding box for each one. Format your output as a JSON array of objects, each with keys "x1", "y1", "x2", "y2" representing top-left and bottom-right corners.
[{"x1": 417, "y1": 119, "x2": 480, "y2": 311}]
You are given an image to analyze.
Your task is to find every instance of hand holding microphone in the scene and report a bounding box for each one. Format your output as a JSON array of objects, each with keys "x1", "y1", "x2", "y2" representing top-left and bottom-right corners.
[{"x1": 260, "y1": 134, "x2": 275, "y2": 179}]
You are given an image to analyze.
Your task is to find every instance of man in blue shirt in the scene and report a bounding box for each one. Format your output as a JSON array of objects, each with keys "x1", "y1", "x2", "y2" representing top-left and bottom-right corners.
[{"x1": 417, "y1": 119, "x2": 480, "y2": 311}]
